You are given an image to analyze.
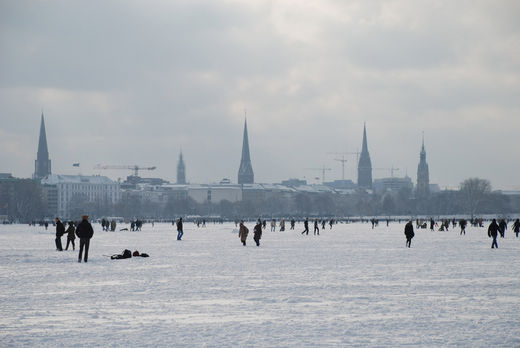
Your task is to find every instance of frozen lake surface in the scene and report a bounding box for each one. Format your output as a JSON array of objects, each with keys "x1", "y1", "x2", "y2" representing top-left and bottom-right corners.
[{"x1": 1, "y1": 221, "x2": 519, "y2": 347}]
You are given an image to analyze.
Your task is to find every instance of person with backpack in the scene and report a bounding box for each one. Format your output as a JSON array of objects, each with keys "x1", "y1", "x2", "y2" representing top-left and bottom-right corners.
[
  {"x1": 55, "y1": 218, "x2": 65, "y2": 251},
  {"x1": 404, "y1": 220, "x2": 415, "y2": 248},
  {"x1": 76, "y1": 215, "x2": 94, "y2": 263}
]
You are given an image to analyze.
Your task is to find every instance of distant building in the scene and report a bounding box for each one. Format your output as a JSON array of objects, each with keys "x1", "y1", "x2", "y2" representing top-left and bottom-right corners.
[
  {"x1": 324, "y1": 179, "x2": 357, "y2": 190},
  {"x1": 357, "y1": 123, "x2": 372, "y2": 189},
  {"x1": 416, "y1": 134, "x2": 430, "y2": 198},
  {"x1": 373, "y1": 176, "x2": 414, "y2": 194},
  {"x1": 34, "y1": 113, "x2": 51, "y2": 180},
  {"x1": 176, "y1": 150, "x2": 186, "y2": 184},
  {"x1": 238, "y1": 119, "x2": 254, "y2": 184},
  {"x1": 41, "y1": 174, "x2": 120, "y2": 218},
  {"x1": 188, "y1": 183, "x2": 242, "y2": 204},
  {"x1": 281, "y1": 178, "x2": 307, "y2": 187}
]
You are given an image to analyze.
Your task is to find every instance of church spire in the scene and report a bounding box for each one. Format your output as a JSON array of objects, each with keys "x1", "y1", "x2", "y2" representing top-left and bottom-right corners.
[
  {"x1": 416, "y1": 132, "x2": 430, "y2": 198},
  {"x1": 357, "y1": 122, "x2": 372, "y2": 189},
  {"x1": 176, "y1": 149, "x2": 186, "y2": 184},
  {"x1": 34, "y1": 112, "x2": 51, "y2": 179},
  {"x1": 238, "y1": 118, "x2": 254, "y2": 184}
]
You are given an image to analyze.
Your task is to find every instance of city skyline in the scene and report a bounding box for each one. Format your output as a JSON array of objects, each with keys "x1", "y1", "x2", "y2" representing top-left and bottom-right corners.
[{"x1": 1, "y1": 2, "x2": 519, "y2": 189}]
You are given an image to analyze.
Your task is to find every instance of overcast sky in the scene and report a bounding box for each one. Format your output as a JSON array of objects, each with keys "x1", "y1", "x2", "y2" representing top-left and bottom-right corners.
[{"x1": 1, "y1": 1, "x2": 519, "y2": 189}]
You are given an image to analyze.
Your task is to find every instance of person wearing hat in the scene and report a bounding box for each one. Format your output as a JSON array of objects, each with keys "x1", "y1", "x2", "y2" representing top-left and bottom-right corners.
[{"x1": 75, "y1": 214, "x2": 94, "y2": 262}]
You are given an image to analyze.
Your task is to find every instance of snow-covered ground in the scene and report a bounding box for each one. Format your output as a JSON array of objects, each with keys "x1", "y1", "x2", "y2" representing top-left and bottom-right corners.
[{"x1": 1, "y1": 221, "x2": 519, "y2": 347}]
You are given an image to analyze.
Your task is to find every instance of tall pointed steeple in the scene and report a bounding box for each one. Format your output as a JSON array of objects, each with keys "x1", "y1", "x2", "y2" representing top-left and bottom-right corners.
[
  {"x1": 34, "y1": 112, "x2": 51, "y2": 179},
  {"x1": 357, "y1": 123, "x2": 372, "y2": 189},
  {"x1": 176, "y1": 149, "x2": 186, "y2": 184},
  {"x1": 238, "y1": 118, "x2": 254, "y2": 184},
  {"x1": 416, "y1": 132, "x2": 430, "y2": 198}
]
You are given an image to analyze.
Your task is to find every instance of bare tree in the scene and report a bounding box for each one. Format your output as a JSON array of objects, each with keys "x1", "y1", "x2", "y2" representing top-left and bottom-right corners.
[{"x1": 460, "y1": 178, "x2": 492, "y2": 219}]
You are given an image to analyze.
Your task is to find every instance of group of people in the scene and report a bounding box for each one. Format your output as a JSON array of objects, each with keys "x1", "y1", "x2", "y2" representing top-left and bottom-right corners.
[
  {"x1": 404, "y1": 217, "x2": 520, "y2": 249},
  {"x1": 100, "y1": 218, "x2": 117, "y2": 232},
  {"x1": 55, "y1": 215, "x2": 94, "y2": 262},
  {"x1": 238, "y1": 220, "x2": 263, "y2": 246}
]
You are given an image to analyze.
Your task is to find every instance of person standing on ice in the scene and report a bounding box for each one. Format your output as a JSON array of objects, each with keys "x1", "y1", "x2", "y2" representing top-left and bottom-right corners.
[
  {"x1": 488, "y1": 219, "x2": 500, "y2": 249},
  {"x1": 301, "y1": 218, "x2": 309, "y2": 235},
  {"x1": 512, "y1": 218, "x2": 520, "y2": 238},
  {"x1": 65, "y1": 221, "x2": 76, "y2": 250},
  {"x1": 314, "y1": 219, "x2": 320, "y2": 235},
  {"x1": 253, "y1": 220, "x2": 262, "y2": 246},
  {"x1": 279, "y1": 218, "x2": 285, "y2": 232},
  {"x1": 459, "y1": 219, "x2": 467, "y2": 235},
  {"x1": 498, "y1": 219, "x2": 507, "y2": 238},
  {"x1": 76, "y1": 215, "x2": 94, "y2": 263},
  {"x1": 176, "y1": 217, "x2": 184, "y2": 240},
  {"x1": 238, "y1": 221, "x2": 249, "y2": 246},
  {"x1": 404, "y1": 220, "x2": 415, "y2": 248},
  {"x1": 290, "y1": 218, "x2": 295, "y2": 230},
  {"x1": 55, "y1": 218, "x2": 65, "y2": 251}
]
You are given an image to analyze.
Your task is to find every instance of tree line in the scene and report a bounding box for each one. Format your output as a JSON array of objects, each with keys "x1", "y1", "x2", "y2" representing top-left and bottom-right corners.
[{"x1": 0, "y1": 177, "x2": 517, "y2": 222}]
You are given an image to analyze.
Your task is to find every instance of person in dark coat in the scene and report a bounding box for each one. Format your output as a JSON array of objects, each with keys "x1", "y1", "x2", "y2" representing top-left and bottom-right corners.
[
  {"x1": 176, "y1": 217, "x2": 184, "y2": 240},
  {"x1": 404, "y1": 220, "x2": 415, "y2": 248},
  {"x1": 76, "y1": 214, "x2": 94, "y2": 262},
  {"x1": 459, "y1": 219, "x2": 467, "y2": 235},
  {"x1": 488, "y1": 219, "x2": 499, "y2": 249},
  {"x1": 498, "y1": 219, "x2": 507, "y2": 238},
  {"x1": 301, "y1": 218, "x2": 309, "y2": 235},
  {"x1": 314, "y1": 219, "x2": 320, "y2": 235},
  {"x1": 55, "y1": 218, "x2": 65, "y2": 251},
  {"x1": 253, "y1": 220, "x2": 262, "y2": 246},
  {"x1": 238, "y1": 221, "x2": 249, "y2": 246},
  {"x1": 512, "y1": 218, "x2": 520, "y2": 238},
  {"x1": 65, "y1": 221, "x2": 76, "y2": 250}
]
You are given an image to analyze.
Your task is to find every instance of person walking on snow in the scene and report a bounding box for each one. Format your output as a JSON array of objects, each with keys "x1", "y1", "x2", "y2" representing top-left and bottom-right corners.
[
  {"x1": 404, "y1": 220, "x2": 415, "y2": 248},
  {"x1": 314, "y1": 219, "x2": 320, "y2": 235},
  {"x1": 238, "y1": 221, "x2": 249, "y2": 246},
  {"x1": 512, "y1": 218, "x2": 520, "y2": 238},
  {"x1": 488, "y1": 219, "x2": 500, "y2": 249},
  {"x1": 301, "y1": 218, "x2": 309, "y2": 235},
  {"x1": 65, "y1": 221, "x2": 76, "y2": 250},
  {"x1": 76, "y1": 215, "x2": 94, "y2": 263},
  {"x1": 498, "y1": 219, "x2": 507, "y2": 238},
  {"x1": 177, "y1": 217, "x2": 184, "y2": 240},
  {"x1": 253, "y1": 220, "x2": 262, "y2": 246},
  {"x1": 55, "y1": 218, "x2": 65, "y2": 251},
  {"x1": 511, "y1": 219, "x2": 520, "y2": 238},
  {"x1": 459, "y1": 219, "x2": 467, "y2": 235}
]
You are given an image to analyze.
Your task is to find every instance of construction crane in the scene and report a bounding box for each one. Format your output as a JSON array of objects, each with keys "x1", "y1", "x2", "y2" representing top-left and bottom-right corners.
[
  {"x1": 94, "y1": 164, "x2": 157, "y2": 177},
  {"x1": 373, "y1": 166, "x2": 400, "y2": 177},
  {"x1": 305, "y1": 166, "x2": 332, "y2": 184},
  {"x1": 327, "y1": 151, "x2": 361, "y2": 180}
]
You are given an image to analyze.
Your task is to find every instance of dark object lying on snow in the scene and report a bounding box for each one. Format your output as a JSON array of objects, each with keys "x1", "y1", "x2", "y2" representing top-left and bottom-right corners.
[{"x1": 111, "y1": 249, "x2": 149, "y2": 259}]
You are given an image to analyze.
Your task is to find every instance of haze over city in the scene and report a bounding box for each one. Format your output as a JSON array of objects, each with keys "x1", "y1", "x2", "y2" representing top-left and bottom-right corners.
[{"x1": 1, "y1": 1, "x2": 519, "y2": 189}]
